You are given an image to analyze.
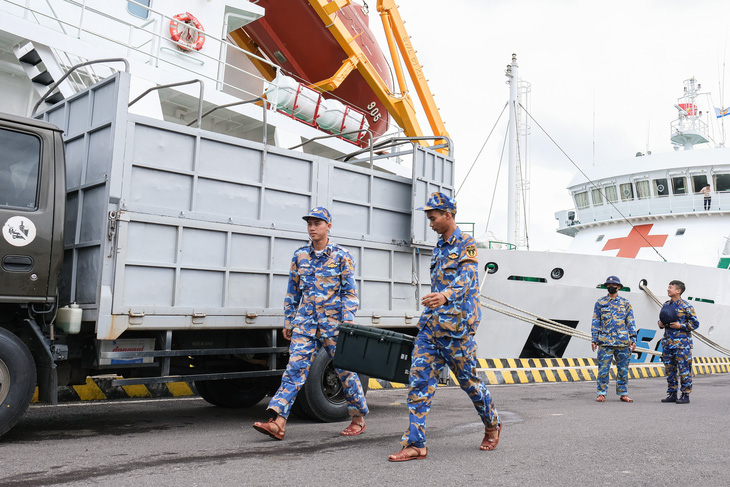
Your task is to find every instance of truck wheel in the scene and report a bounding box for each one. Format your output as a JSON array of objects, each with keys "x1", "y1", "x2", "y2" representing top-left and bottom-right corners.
[
  {"x1": 0, "y1": 328, "x2": 37, "y2": 437},
  {"x1": 297, "y1": 349, "x2": 369, "y2": 423},
  {"x1": 193, "y1": 378, "x2": 267, "y2": 409}
]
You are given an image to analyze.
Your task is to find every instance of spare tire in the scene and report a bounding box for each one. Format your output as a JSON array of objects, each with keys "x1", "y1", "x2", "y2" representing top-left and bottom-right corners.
[{"x1": 296, "y1": 349, "x2": 369, "y2": 422}]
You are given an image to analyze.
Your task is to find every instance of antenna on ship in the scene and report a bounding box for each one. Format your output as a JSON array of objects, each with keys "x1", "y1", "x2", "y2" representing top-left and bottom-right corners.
[
  {"x1": 670, "y1": 77, "x2": 710, "y2": 150},
  {"x1": 504, "y1": 53, "x2": 531, "y2": 250}
]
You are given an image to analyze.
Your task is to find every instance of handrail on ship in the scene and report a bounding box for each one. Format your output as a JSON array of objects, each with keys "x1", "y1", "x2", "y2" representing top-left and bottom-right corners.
[
  {"x1": 31, "y1": 58, "x2": 130, "y2": 116},
  {"x1": 639, "y1": 280, "x2": 730, "y2": 356},
  {"x1": 289, "y1": 131, "x2": 375, "y2": 168},
  {"x1": 341, "y1": 136, "x2": 454, "y2": 163},
  {"x1": 9, "y1": 0, "x2": 279, "y2": 103},
  {"x1": 10, "y1": 0, "x2": 432, "y2": 147},
  {"x1": 128, "y1": 79, "x2": 204, "y2": 129},
  {"x1": 185, "y1": 97, "x2": 268, "y2": 145}
]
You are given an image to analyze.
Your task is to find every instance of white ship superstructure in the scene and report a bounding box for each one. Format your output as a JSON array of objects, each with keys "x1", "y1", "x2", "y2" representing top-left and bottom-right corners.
[
  {"x1": 0, "y1": 0, "x2": 411, "y2": 166},
  {"x1": 479, "y1": 75, "x2": 730, "y2": 361}
]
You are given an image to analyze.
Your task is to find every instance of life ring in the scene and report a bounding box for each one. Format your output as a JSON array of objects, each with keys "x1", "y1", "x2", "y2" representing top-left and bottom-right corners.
[{"x1": 169, "y1": 12, "x2": 205, "y2": 52}]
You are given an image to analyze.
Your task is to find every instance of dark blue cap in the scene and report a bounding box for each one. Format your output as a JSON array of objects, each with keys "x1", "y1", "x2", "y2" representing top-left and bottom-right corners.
[
  {"x1": 604, "y1": 276, "x2": 622, "y2": 287},
  {"x1": 659, "y1": 302, "x2": 678, "y2": 325}
]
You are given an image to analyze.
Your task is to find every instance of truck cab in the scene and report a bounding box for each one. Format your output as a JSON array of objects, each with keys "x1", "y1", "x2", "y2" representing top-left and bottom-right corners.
[{"x1": 0, "y1": 113, "x2": 65, "y2": 436}]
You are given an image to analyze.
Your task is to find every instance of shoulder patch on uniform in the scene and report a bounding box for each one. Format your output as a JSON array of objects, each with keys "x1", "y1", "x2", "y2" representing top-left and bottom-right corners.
[{"x1": 466, "y1": 245, "x2": 477, "y2": 258}]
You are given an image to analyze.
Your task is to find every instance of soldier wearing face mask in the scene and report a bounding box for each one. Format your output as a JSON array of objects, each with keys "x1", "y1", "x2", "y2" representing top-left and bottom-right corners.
[{"x1": 591, "y1": 276, "x2": 637, "y2": 403}]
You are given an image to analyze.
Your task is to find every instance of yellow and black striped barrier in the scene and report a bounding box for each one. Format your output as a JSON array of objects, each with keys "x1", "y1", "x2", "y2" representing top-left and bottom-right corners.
[
  {"x1": 32, "y1": 377, "x2": 195, "y2": 403},
  {"x1": 32, "y1": 356, "x2": 730, "y2": 401},
  {"x1": 368, "y1": 356, "x2": 730, "y2": 389}
]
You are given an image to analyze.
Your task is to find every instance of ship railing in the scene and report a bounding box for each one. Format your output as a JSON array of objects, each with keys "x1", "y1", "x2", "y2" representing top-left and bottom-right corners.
[
  {"x1": 331, "y1": 135, "x2": 453, "y2": 173},
  {"x1": 31, "y1": 58, "x2": 130, "y2": 116},
  {"x1": 485, "y1": 241, "x2": 517, "y2": 250},
  {"x1": 5, "y1": 0, "x2": 281, "y2": 108},
  {"x1": 562, "y1": 192, "x2": 728, "y2": 228},
  {"x1": 6, "y1": 0, "x2": 391, "y2": 146},
  {"x1": 670, "y1": 116, "x2": 710, "y2": 140}
]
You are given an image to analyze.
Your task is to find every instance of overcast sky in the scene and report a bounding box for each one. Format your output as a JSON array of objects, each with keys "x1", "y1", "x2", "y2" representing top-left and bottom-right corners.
[{"x1": 368, "y1": 0, "x2": 730, "y2": 250}]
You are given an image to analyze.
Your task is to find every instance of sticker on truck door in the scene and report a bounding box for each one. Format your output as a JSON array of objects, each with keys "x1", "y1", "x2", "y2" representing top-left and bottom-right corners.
[{"x1": 2, "y1": 216, "x2": 36, "y2": 247}]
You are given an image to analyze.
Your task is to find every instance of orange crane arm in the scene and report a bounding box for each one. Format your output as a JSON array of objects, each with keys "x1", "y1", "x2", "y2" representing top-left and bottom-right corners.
[
  {"x1": 376, "y1": 0, "x2": 448, "y2": 142},
  {"x1": 307, "y1": 0, "x2": 447, "y2": 147}
]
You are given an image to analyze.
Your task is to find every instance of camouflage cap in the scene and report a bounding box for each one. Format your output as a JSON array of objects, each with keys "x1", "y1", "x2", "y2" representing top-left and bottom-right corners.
[
  {"x1": 302, "y1": 207, "x2": 332, "y2": 224},
  {"x1": 416, "y1": 192, "x2": 457, "y2": 213}
]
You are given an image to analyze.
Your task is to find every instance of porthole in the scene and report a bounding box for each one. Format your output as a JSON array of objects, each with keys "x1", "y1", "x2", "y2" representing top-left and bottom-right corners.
[
  {"x1": 485, "y1": 262, "x2": 498, "y2": 274},
  {"x1": 550, "y1": 267, "x2": 564, "y2": 280}
]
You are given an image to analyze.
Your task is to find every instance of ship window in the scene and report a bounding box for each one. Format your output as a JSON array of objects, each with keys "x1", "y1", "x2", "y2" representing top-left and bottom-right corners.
[
  {"x1": 676, "y1": 228, "x2": 686, "y2": 236},
  {"x1": 0, "y1": 128, "x2": 40, "y2": 210},
  {"x1": 653, "y1": 178, "x2": 669, "y2": 197},
  {"x1": 605, "y1": 185, "x2": 618, "y2": 203},
  {"x1": 127, "y1": 0, "x2": 151, "y2": 19},
  {"x1": 591, "y1": 188, "x2": 604, "y2": 206},
  {"x1": 620, "y1": 183, "x2": 634, "y2": 201},
  {"x1": 636, "y1": 180, "x2": 650, "y2": 199},
  {"x1": 714, "y1": 173, "x2": 730, "y2": 192},
  {"x1": 596, "y1": 235, "x2": 605, "y2": 242},
  {"x1": 692, "y1": 175, "x2": 708, "y2": 192},
  {"x1": 575, "y1": 191, "x2": 589, "y2": 209},
  {"x1": 672, "y1": 176, "x2": 687, "y2": 195}
]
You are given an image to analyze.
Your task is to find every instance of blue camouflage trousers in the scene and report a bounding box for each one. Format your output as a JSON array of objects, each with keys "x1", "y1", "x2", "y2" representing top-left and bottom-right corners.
[
  {"x1": 401, "y1": 325, "x2": 499, "y2": 448},
  {"x1": 662, "y1": 345, "x2": 693, "y2": 394},
  {"x1": 596, "y1": 346, "x2": 631, "y2": 396},
  {"x1": 267, "y1": 330, "x2": 369, "y2": 419}
]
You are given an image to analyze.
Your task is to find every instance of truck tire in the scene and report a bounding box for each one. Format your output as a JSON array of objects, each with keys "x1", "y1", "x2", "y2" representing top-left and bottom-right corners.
[
  {"x1": 296, "y1": 349, "x2": 369, "y2": 423},
  {"x1": 0, "y1": 328, "x2": 37, "y2": 437},
  {"x1": 193, "y1": 378, "x2": 267, "y2": 409}
]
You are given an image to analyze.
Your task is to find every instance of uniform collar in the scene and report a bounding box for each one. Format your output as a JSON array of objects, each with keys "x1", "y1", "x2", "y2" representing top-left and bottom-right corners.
[
  {"x1": 308, "y1": 241, "x2": 333, "y2": 256},
  {"x1": 438, "y1": 226, "x2": 462, "y2": 247}
]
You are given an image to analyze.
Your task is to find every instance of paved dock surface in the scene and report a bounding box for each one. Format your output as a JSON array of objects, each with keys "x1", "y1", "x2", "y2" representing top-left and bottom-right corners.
[{"x1": 2, "y1": 374, "x2": 729, "y2": 486}]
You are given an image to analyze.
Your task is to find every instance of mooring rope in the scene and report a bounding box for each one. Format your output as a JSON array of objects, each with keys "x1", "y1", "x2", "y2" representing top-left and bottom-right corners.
[
  {"x1": 479, "y1": 294, "x2": 660, "y2": 357},
  {"x1": 639, "y1": 282, "x2": 730, "y2": 356}
]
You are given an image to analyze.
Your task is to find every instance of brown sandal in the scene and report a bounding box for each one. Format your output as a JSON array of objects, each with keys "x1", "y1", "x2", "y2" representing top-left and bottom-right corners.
[
  {"x1": 596, "y1": 395, "x2": 605, "y2": 402},
  {"x1": 620, "y1": 395, "x2": 634, "y2": 403},
  {"x1": 252, "y1": 419, "x2": 285, "y2": 441},
  {"x1": 480, "y1": 423, "x2": 502, "y2": 451},
  {"x1": 340, "y1": 419, "x2": 367, "y2": 436},
  {"x1": 388, "y1": 446, "x2": 427, "y2": 462}
]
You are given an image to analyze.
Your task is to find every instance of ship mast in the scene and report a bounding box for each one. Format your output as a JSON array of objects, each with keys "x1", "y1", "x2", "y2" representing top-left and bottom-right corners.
[
  {"x1": 670, "y1": 77, "x2": 709, "y2": 150},
  {"x1": 504, "y1": 53, "x2": 530, "y2": 248},
  {"x1": 506, "y1": 54, "x2": 518, "y2": 246}
]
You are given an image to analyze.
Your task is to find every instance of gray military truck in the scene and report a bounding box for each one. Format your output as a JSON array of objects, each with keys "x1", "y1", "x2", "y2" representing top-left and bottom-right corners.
[{"x1": 0, "y1": 70, "x2": 454, "y2": 437}]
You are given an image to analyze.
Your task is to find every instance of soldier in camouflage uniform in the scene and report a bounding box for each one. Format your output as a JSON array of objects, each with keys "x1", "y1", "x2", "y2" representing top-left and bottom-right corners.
[
  {"x1": 591, "y1": 276, "x2": 637, "y2": 403},
  {"x1": 658, "y1": 280, "x2": 699, "y2": 404},
  {"x1": 253, "y1": 207, "x2": 368, "y2": 440},
  {"x1": 388, "y1": 192, "x2": 500, "y2": 462}
]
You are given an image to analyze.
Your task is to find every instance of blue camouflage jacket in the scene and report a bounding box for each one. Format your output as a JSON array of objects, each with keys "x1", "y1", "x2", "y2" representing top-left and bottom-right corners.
[
  {"x1": 284, "y1": 242, "x2": 359, "y2": 338},
  {"x1": 661, "y1": 299, "x2": 699, "y2": 349},
  {"x1": 419, "y1": 227, "x2": 481, "y2": 339},
  {"x1": 591, "y1": 295, "x2": 636, "y2": 347}
]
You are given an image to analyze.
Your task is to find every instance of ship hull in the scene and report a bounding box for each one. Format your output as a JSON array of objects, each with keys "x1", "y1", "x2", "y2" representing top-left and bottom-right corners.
[{"x1": 477, "y1": 249, "x2": 730, "y2": 361}]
